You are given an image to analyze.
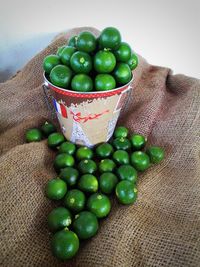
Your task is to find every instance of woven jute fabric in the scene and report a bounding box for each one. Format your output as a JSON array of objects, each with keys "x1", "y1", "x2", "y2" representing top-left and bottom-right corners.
[{"x1": 0, "y1": 27, "x2": 200, "y2": 267}]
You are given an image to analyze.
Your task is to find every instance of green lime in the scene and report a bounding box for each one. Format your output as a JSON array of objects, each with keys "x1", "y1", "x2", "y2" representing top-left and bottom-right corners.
[
  {"x1": 41, "y1": 122, "x2": 56, "y2": 137},
  {"x1": 99, "y1": 159, "x2": 116, "y2": 173},
  {"x1": 64, "y1": 189, "x2": 86, "y2": 213},
  {"x1": 78, "y1": 159, "x2": 97, "y2": 174},
  {"x1": 114, "y1": 126, "x2": 129, "y2": 138},
  {"x1": 95, "y1": 74, "x2": 116, "y2": 91},
  {"x1": 68, "y1": 36, "x2": 77, "y2": 47},
  {"x1": 113, "y1": 150, "x2": 130, "y2": 165},
  {"x1": 73, "y1": 211, "x2": 99, "y2": 240},
  {"x1": 87, "y1": 193, "x2": 111, "y2": 218},
  {"x1": 47, "y1": 207, "x2": 72, "y2": 232},
  {"x1": 146, "y1": 146, "x2": 165, "y2": 164},
  {"x1": 127, "y1": 53, "x2": 138, "y2": 70},
  {"x1": 43, "y1": 54, "x2": 60, "y2": 74},
  {"x1": 115, "y1": 180, "x2": 138, "y2": 205},
  {"x1": 99, "y1": 27, "x2": 121, "y2": 50},
  {"x1": 77, "y1": 31, "x2": 96, "y2": 53},
  {"x1": 131, "y1": 151, "x2": 150, "y2": 171},
  {"x1": 50, "y1": 65, "x2": 72, "y2": 88},
  {"x1": 47, "y1": 132, "x2": 65, "y2": 148},
  {"x1": 51, "y1": 229, "x2": 79, "y2": 260},
  {"x1": 56, "y1": 45, "x2": 66, "y2": 57},
  {"x1": 58, "y1": 141, "x2": 76, "y2": 155},
  {"x1": 114, "y1": 42, "x2": 132, "y2": 62},
  {"x1": 54, "y1": 153, "x2": 75, "y2": 171},
  {"x1": 71, "y1": 74, "x2": 93, "y2": 92},
  {"x1": 59, "y1": 167, "x2": 79, "y2": 187},
  {"x1": 113, "y1": 63, "x2": 132, "y2": 85},
  {"x1": 116, "y1": 165, "x2": 138, "y2": 183},
  {"x1": 70, "y1": 51, "x2": 92, "y2": 74},
  {"x1": 130, "y1": 134, "x2": 147, "y2": 150},
  {"x1": 78, "y1": 174, "x2": 98, "y2": 193},
  {"x1": 113, "y1": 137, "x2": 131, "y2": 150},
  {"x1": 94, "y1": 50, "x2": 116, "y2": 73},
  {"x1": 99, "y1": 172, "x2": 118, "y2": 194},
  {"x1": 60, "y1": 46, "x2": 76, "y2": 66},
  {"x1": 76, "y1": 146, "x2": 93, "y2": 160},
  {"x1": 95, "y1": 143, "x2": 114, "y2": 158},
  {"x1": 25, "y1": 128, "x2": 42, "y2": 142},
  {"x1": 45, "y1": 178, "x2": 67, "y2": 200}
]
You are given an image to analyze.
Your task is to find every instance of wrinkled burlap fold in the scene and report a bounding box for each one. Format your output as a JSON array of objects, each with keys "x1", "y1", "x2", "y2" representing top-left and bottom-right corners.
[{"x1": 0, "y1": 27, "x2": 200, "y2": 267}]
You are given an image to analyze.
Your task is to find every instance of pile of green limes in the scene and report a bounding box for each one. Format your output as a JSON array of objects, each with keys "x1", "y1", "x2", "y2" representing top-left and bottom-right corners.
[
  {"x1": 43, "y1": 27, "x2": 138, "y2": 92},
  {"x1": 25, "y1": 122, "x2": 164, "y2": 261}
]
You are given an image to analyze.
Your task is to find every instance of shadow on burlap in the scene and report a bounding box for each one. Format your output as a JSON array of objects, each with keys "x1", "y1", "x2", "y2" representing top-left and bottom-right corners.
[{"x1": 0, "y1": 27, "x2": 200, "y2": 267}]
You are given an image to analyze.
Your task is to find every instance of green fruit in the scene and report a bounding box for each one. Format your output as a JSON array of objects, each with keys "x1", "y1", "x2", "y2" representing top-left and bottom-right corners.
[
  {"x1": 56, "y1": 46, "x2": 66, "y2": 57},
  {"x1": 43, "y1": 54, "x2": 60, "y2": 74},
  {"x1": 70, "y1": 51, "x2": 92, "y2": 74},
  {"x1": 114, "y1": 42, "x2": 132, "y2": 62},
  {"x1": 50, "y1": 65, "x2": 72, "y2": 88},
  {"x1": 95, "y1": 143, "x2": 114, "y2": 158},
  {"x1": 146, "y1": 146, "x2": 165, "y2": 164},
  {"x1": 59, "y1": 167, "x2": 79, "y2": 187},
  {"x1": 58, "y1": 141, "x2": 76, "y2": 155},
  {"x1": 99, "y1": 27, "x2": 121, "y2": 49},
  {"x1": 99, "y1": 172, "x2": 118, "y2": 194},
  {"x1": 116, "y1": 180, "x2": 138, "y2": 205},
  {"x1": 114, "y1": 126, "x2": 129, "y2": 138},
  {"x1": 54, "y1": 153, "x2": 75, "y2": 171},
  {"x1": 130, "y1": 134, "x2": 147, "y2": 150},
  {"x1": 64, "y1": 189, "x2": 86, "y2": 213},
  {"x1": 113, "y1": 150, "x2": 130, "y2": 165},
  {"x1": 94, "y1": 50, "x2": 116, "y2": 73},
  {"x1": 78, "y1": 159, "x2": 97, "y2": 174},
  {"x1": 77, "y1": 31, "x2": 96, "y2": 53},
  {"x1": 41, "y1": 122, "x2": 56, "y2": 137},
  {"x1": 87, "y1": 193, "x2": 111, "y2": 218},
  {"x1": 47, "y1": 207, "x2": 72, "y2": 232},
  {"x1": 95, "y1": 74, "x2": 116, "y2": 91},
  {"x1": 131, "y1": 151, "x2": 150, "y2": 171},
  {"x1": 76, "y1": 146, "x2": 93, "y2": 160},
  {"x1": 68, "y1": 36, "x2": 77, "y2": 47},
  {"x1": 45, "y1": 178, "x2": 67, "y2": 200},
  {"x1": 99, "y1": 159, "x2": 116, "y2": 173},
  {"x1": 51, "y1": 229, "x2": 79, "y2": 260},
  {"x1": 60, "y1": 46, "x2": 76, "y2": 66},
  {"x1": 78, "y1": 174, "x2": 98, "y2": 193},
  {"x1": 113, "y1": 63, "x2": 132, "y2": 85},
  {"x1": 47, "y1": 132, "x2": 65, "y2": 148},
  {"x1": 113, "y1": 137, "x2": 131, "y2": 150},
  {"x1": 25, "y1": 128, "x2": 42, "y2": 142},
  {"x1": 71, "y1": 74, "x2": 93, "y2": 92},
  {"x1": 127, "y1": 53, "x2": 138, "y2": 70},
  {"x1": 116, "y1": 165, "x2": 138, "y2": 183}
]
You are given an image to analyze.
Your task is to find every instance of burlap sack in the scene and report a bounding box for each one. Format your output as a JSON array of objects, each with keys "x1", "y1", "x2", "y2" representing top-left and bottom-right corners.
[{"x1": 0, "y1": 27, "x2": 200, "y2": 267}]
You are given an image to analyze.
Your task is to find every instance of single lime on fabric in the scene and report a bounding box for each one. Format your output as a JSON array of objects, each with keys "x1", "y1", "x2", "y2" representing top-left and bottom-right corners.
[
  {"x1": 45, "y1": 178, "x2": 67, "y2": 200},
  {"x1": 25, "y1": 128, "x2": 42, "y2": 142}
]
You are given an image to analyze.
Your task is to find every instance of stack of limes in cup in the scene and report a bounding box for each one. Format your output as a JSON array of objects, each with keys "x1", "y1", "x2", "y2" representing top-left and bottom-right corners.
[
  {"x1": 25, "y1": 123, "x2": 165, "y2": 261},
  {"x1": 43, "y1": 27, "x2": 138, "y2": 92}
]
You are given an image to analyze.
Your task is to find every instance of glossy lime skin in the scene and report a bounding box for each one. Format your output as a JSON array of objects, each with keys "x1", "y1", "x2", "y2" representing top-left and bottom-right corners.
[
  {"x1": 130, "y1": 134, "x2": 147, "y2": 150},
  {"x1": 114, "y1": 42, "x2": 132, "y2": 62},
  {"x1": 113, "y1": 137, "x2": 131, "y2": 151},
  {"x1": 113, "y1": 150, "x2": 130, "y2": 165},
  {"x1": 116, "y1": 165, "x2": 138, "y2": 183},
  {"x1": 95, "y1": 143, "x2": 114, "y2": 158},
  {"x1": 70, "y1": 51, "x2": 92, "y2": 74},
  {"x1": 73, "y1": 211, "x2": 99, "y2": 239},
  {"x1": 58, "y1": 141, "x2": 76, "y2": 155},
  {"x1": 116, "y1": 180, "x2": 138, "y2": 205},
  {"x1": 60, "y1": 46, "x2": 76, "y2": 66},
  {"x1": 50, "y1": 65, "x2": 72, "y2": 88},
  {"x1": 95, "y1": 74, "x2": 116, "y2": 91},
  {"x1": 51, "y1": 230, "x2": 79, "y2": 260},
  {"x1": 47, "y1": 132, "x2": 65, "y2": 148},
  {"x1": 59, "y1": 167, "x2": 79, "y2": 187},
  {"x1": 25, "y1": 128, "x2": 42, "y2": 142},
  {"x1": 64, "y1": 189, "x2": 86, "y2": 213},
  {"x1": 71, "y1": 74, "x2": 93, "y2": 92},
  {"x1": 131, "y1": 151, "x2": 150, "y2": 171},
  {"x1": 76, "y1": 146, "x2": 93, "y2": 160},
  {"x1": 56, "y1": 46, "x2": 66, "y2": 57},
  {"x1": 78, "y1": 174, "x2": 98, "y2": 193},
  {"x1": 87, "y1": 193, "x2": 111, "y2": 218},
  {"x1": 99, "y1": 27, "x2": 121, "y2": 49},
  {"x1": 127, "y1": 53, "x2": 138, "y2": 70},
  {"x1": 78, "y1": 159, "x2": 97, "y2": 174},
  {"x1": 77, "y1": 31, "x2": 97, "y2": 53},
  {"x1": 45, "y1": 178, "x2": 67, "y2": 200},
  {"x1": 114, "y1": 126, "x2": 129, "y2": 138},
  {"x1": 99, "y1": 159, "x2": 116, "y2": 173},
  {"x1": 54, "y1": 153, "x2": 75, "y2": 171},
  {"x1": 41, "y1": 122, "x2": 56, "y2": 137},
  {"x1": 146, "y1": 146, "x2": 165, "y2": 164},
  {"x1": 94, "y1": 51, "x2": 116, "y2": 73},
  {"x1": 47, "y1": 207, "x2": 72, "y2": 232},
  {"x1": 113, "y1": 63, "x2": 132, "y2": 85},
  {"x1": 68, "y1": 36, "x2": 77, "y2": 47},
  {"x1": 43, "y1": 54, "x2": 60, "y2": 74},
  {"x1": 99, "y1": 172, "x2": 118, "y2": 194}
]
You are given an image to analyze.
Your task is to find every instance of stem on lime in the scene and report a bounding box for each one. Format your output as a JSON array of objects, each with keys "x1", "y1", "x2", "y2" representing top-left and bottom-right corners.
[{"x1": 80, "y1": 57, "x2": 85, "y2": 64}]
